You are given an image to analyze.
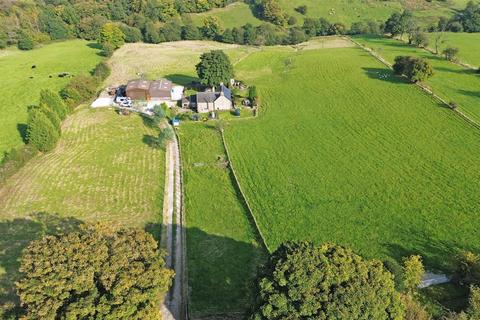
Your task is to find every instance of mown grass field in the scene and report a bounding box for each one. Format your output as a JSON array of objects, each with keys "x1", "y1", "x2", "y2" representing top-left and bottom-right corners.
[
  {"x1": 354, "y1": 35, "x2": 480, "y2": 123},
  {"x1": 427, "y1": 32, "x2": 480, "y2": 67},
  {"x1": 0, "y1": 108, "x2": 165, "y2": 310},
  {"x1": 178, "y1": 123, "x2": 265, "y2": 317},
  {"x1": 225, "y1": 45, "x2": 480, "y2": 274},
  {"x1": 0, "y1": 40, "x2": 102, "y2": 158}
]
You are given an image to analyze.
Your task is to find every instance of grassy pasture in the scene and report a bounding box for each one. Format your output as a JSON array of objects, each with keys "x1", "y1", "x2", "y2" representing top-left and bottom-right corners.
[
  {"x1": 189, "y1": 2, "x2": 263, "y2": 28},
  {"x1": 427, "y1": 32, "x2": 480, "y2": 67},
  {"x1": 0, "y1": 40, "x2": 102, "y2": 158},
  {"x1": 225, "y1": 45, "x2": 480, "y2": 273},
  {"x1": 354, "y1": 35, "x2": 480, "y2": 123},
  {"x1": 178, "y1": 123, "x2": 265, "y2": 317},
  {"x1": 188, "y1": 0, "x2": 467, "y2": 29},
  {"x1": 0, "y1": 108, "x2": 165, "y2": 310}
]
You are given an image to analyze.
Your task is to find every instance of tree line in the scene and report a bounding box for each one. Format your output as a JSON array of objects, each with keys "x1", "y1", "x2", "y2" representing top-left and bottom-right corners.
[{"x1": 2, "y1": 0, "x2": 480, "y2": 51}]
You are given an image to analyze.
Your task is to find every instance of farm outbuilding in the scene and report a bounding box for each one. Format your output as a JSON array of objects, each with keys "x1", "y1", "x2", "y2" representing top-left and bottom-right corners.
[{"x1": 126, "y1": 80, "x2": 150, "y2": 100}]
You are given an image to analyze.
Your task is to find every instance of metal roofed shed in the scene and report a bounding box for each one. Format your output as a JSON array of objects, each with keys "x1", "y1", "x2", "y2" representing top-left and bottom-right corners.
[
  {"x1": 149, "y1": 79, "x2": 172, "y2": 99},
  {"x1": 126, "y1": 80, "x2": 150, "y2": 100}
]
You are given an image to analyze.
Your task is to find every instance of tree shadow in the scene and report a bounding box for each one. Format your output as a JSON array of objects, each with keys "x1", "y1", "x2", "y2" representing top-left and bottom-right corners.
[
  {"x1": 434, "y1": 66, "x2": 477, "y2": 75},
  {"x1": 458, "y1": 89, "x2": 480, "y2": 98},
  {"x1": 164, "y1": 74, "x2": 201, "y2": 89},
  {"x1": 16, "y1": 124, "x2": 28, "y2": 144},
  {"x1": 0, "y1": 213, "x2": 84, "y2": 317},
  {"x1": 142, "y1": 134, "x2": 164, "y2": 150},
  {"x1": 362, "y1": 67, "x2": 407, "y2": 84}
]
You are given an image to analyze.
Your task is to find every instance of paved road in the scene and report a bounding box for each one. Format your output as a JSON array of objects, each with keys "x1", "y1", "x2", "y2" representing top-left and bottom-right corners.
[{"x1": 161, "y1": 130, "x2": 185, "y2": 320}]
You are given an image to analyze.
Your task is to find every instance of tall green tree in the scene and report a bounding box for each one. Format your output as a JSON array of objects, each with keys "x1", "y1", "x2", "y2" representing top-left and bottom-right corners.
[
  {"x1": 39, "y1": 89, "x2": 68, "y2": 120},
  {"x1": 16, "y1": 224, "x2": 174, "y2": 320},
  {"x1": 196, "y1": 50, "x2": 234, "y2": 87},
  {"x1": 37, "y1": 103, "x2": 61, "y2": 135},
  {"x1": 252, "y1": 242, "x2": 405, "y2": 319},
  {"x1": 17, "y1": 30, "x2": 34, "y2": 50},
  {"x1": 26, "y1": 107, "x2": 60, "y2": 152},
  {"x1": 98, "y1": 22, "x2": 125, "y2": 49}
]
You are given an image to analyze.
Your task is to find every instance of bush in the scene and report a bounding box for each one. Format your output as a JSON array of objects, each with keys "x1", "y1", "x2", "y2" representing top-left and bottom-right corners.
[
  {"x1": 0, "y1": 38, "x2": 6, "y2": 49},
  {"x1": 17, "y1": 30, "x2": 34, "y2": 50},
  {"x1": 252, "y1": 242, "x2": 405, "y2": 319},
  {"x1": 39, "y1": 89, "x2": 68, "y2": 120},
  {"x1": 402, "y1": 255, "x2": 424, "y2": 293},
  {"x1": 100, "y1": 42, "x2": 115, "y2": 57},
  {"x1": 449, "y1": 21, "x2": 464, "y2": 32},
  {"x1": 26, "y1": 107, "x2": 60, "y2": 152},
  {"x1": 443, "y1": 47, "x2": 459, "y2": 62},
  {"x1": 98, "y1": 23, "x2": 125, "y2": 49},
  {"x1": 233, "y1": 108, "x2": 241, "y2": 116},
  {"x1": 92, "y1": 61, "x2": 111, "y2": 80},
  {"x1": 454, "y1": 251, "x2": 480, "y2": 286},
  {"x1": 287, "y1": 16, "x2": 297, "y2": 26},
  {"x1": 60, "y1": 75, "x2": 99, "y2": 109}
]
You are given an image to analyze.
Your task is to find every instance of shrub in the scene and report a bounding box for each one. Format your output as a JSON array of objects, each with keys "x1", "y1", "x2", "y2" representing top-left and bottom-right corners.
[
  {"x1": 287, "y1": 16, "x2": 297, "y2": 26},
  {"x1": 248, "y1": 85, "x2": 258, "y2": 101},
  {"x1": 100, "y1": 42, "x2": 115, "y2": 57},
  {"x1": 402, "y1": 255, "x2": 424, "y2": 293},
  {"x1": 454, "y1": 251, "x2": 480, "y2": 286},
  {"x1": 16, "y1": 224, "x2": 174, "y2": 319},
  {"x1": 26, "y1": 107, "x2": 60, "y2": 152},
  {"x1": 92, "y1": 61, "x2": 111, "y2": 80},
  {"x1": 233, "y1": 108, "x2": 241, "y2": 116},
  {"x1": 402, "y1": 294, "x2": 431, "y2": 320},
  {"x1": 158, "y1": 127, "x2": 174, "y2": 146},
  {"x1": 39, "y1": 89, "x2": 68, "y2": 120},
  {"x1": 0, "y1": 38, "x2": 6, "y2": 49},
  {"x1": 98, "y1": 22, "x2": 125, "y2": 49},
  {"x1": 60, "y1": 75, "x2": 99, "y2": 109},
  {"x1": 443, "y1": 47, "x2": 459, "y2": 62},
  {"x1": 449, "y1": 21, "x2": 464, "y2": 32},
  {"x1": 17, "y1": 30, "x2": 34, "y2": 50},
  {"x1": 252, "y1": 242, "x2": 405, "y2": 319}
]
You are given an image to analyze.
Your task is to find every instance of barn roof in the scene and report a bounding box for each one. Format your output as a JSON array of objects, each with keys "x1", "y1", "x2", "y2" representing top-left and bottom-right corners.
[{"x1": 126, "y1": 79, "x2": 150, "y2": 91}]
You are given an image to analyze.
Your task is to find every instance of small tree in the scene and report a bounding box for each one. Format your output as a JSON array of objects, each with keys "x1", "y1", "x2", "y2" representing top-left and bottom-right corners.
[
  {"x1": 201, "y1": 16, "x2": 223, "y2": 39},
  {"x1": 455, "y1": 251, "x2": 480, "y2": 286},
  {"x1": 248, "y1": 85, "x2": 258, "y2": 102},
  {"x1": 17, "y1": 30, "x2": 34, "y2": 50},
  {"x1": 152, "y1": 104, "x2": 166, "y2": 125},
  {"x1": 196, "y1": 50, "x2": 234, "y2": 87},
  {"x1": 26, "y1": 107, "x2": 60, "y2": 152},
  {"x1": 402, "y1": 255, "x2": 424, "y2": 293},
  {"x1": 443, "y1": 47, "x2": 459, "y2": 62},
  {"x1": 39, "y1": 89, "x2": 68, "y2": 120},
  {"x1": 158, "y1": 127, "x2": 174, "y2": 146},
  {"x1": 411, "y1": 31, "x2": 429, "y2": 48},
  {"x1": 402, "y1": 294, "x2": 431, "y2": 320},
  {"x1": 393, "y1": 56, "x2": 433, "y2": 83},
  {"x1": 252, "y1": 242, "x2": 405, "y2": 319},
  {"x1": 434, "y1": 32, "x2": 445, "y2": 54},
  {"x1": 16, "y1": 224, "x2": 174, "y2": 319},
  {"x1": 37, "y1": 103, "x2": 62, "y2": 135},
  {"x1": 98, "y1": 22, "x2": 125, "y2": 49},
  {"x1": 294, "y1": 5, "x2": 308, "y2": 15}
]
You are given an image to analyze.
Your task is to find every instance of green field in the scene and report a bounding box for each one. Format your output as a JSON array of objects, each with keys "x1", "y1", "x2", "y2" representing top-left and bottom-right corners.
[
  {"x1": 224, "y1": 45, "x2": 480, "y2": 273},
  {"x1": 189, "y1": 2, "x2": 263, "y2": 28},
  {"x1": 178, "y1": 123, "x2": 265, "y2": 317},
  {"x1": 0, "y1": 108, "x2": 165, "y2": 310},
  {"x1": 189, "y1": 0, "x2": 467, "y2": 29},
  {"x1": 0, "y1": 40, "x2": 102, "y2": 158},
  {"x1": 354, "y1": 35, "x2": 480, "y2": 123},
  {"x1": 427, "y1": 32, "x2": 480, "y2": 67}
]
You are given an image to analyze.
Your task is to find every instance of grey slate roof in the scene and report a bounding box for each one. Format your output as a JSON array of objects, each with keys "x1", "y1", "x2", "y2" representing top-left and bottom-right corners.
[{"x1": 196, "y1": 85, "x2": 232, "y2": 104}]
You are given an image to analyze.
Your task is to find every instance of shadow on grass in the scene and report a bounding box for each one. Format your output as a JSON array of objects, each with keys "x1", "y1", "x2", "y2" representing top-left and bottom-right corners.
[
  {"x1": 434, "y1": 66, "x2": 478, "y2": 75},
  {"x1": 164, "y1": 74, "x2": 199, "y2": 87},
  {"x1": 458, "y1": 89, "x2": 480, "y2": 98},
  {"x1": 362, "y1": 68, "x2": 407, "y2": 84},
  {"x1": 0, "y1": 213, "x2": 83, "y2": 317},
  {"x1": 183, "y1": 226, "x2": 266, "y2": 318},
  {"x1": 16, "y1": 124, "x2": 27, "y2": 144}
]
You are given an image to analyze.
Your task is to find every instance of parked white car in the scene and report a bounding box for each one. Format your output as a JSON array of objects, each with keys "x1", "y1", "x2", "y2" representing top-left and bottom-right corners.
[{"x1": 116, "y1": 96, "x2": 131, "y2": 104}]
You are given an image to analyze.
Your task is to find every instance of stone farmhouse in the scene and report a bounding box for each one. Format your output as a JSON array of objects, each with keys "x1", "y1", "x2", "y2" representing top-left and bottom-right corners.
[{"x1": 190, "y1": 85, "x2": 233, "y2": 113}]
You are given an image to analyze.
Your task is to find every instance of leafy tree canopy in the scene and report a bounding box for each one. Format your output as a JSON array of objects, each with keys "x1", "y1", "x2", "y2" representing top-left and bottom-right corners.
[
  {"x1": 16, "y1": 224, "x2": 174, "y2": 320},
  {"x1": 196, "y1": 50, "x2": 234, "y2": 87},
  {"x1": 252, "y1": 241, "x2": 405, "y2": 320}
]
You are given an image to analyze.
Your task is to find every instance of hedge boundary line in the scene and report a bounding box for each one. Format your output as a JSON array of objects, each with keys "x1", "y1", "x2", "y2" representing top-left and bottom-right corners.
[
  {"x1": 220, "y1": 129, "x2": 270, "y2": 253},
  {"x1": 347, "y1": 36, "x2": 480, "y2": 131}
]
